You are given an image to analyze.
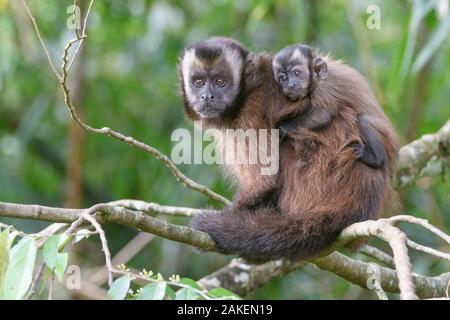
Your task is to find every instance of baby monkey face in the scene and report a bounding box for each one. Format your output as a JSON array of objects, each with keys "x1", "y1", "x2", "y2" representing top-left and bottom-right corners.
[
  {"x1": 275, "y1": 61, "x2": 311, "y2": 101},
  {"x1": 273, "y1": 44, "x2": 328, "y2": 101}
]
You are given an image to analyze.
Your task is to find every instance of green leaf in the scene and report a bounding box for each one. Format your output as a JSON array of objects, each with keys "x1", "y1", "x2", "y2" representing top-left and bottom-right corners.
[
  {"x1": 180, "y1": 277, "x2": 201, "y2": 290},
  {"x1": 43, "y1": 235, "x2": 64, "y2": 269},
  {"x1": 54, "y1": 252, "x2": 68, "y2": 282},
  {"x1": 176, "y1": 287, "x2": 201, "y2": 300},
  {"x1": 7, "y1": 231, "x2": 18, "y2": 248},
  {"x1": 43, "y1": 235, "x2": 68, "y2": 281},
  {"x1": 108, "y1": 276, "x2": 131, "y2": 300},
  {"x1": 397, "y1": 0, "x2": 437, "y2": 84},
  {"x1": 208, "y1": 288, "x2": 242, "y2": 300},
  {"x1": 412, "y1": 11, "x2": 450, "y2": 73},
  {"x1": 0, "y1": 228, "x2": 10, "y2": 299},
  {"x1": 165, "y1": 286, "x2": 176, "y2": 300},
  {"x1": 136, "y1": 282, "x2": 167, "y2": 300},
  {"x1": 3, "y1": 237, "x2": 37, "y2": 299}
]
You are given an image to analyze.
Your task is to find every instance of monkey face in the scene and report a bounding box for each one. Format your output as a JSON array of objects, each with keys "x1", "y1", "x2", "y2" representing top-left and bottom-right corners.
[
  {"x1": 275, "y1": 63, "x2": 311, "y2": 101},
  {"x1": 185, "y1": 63, "x2": 237, "y2": 118},
  {"x1": 273, "y1": 44, "x2": 328, "y2": 101},
  {"x1": 179, "y1": 38, "x2": 246, "y2": 119}
]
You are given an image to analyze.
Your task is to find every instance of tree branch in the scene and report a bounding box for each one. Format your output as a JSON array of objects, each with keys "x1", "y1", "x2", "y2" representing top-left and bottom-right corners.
[
  {"x1": 358, "y1": 245, "x2": 395, "y2": 268},
  {"x1": 1, "y1": 201, "x2": 449, "y2": 299},
  {"x1": 396, "y1": 119, "x2": 450, "y2": 187},
  {"x1": 108, "y1": 199, "x2": 208, "y2": 217},
  {"x1": 197, "y1": 252, "x2": 449, "y2": 299},
  {"x1": 311, "y1": 252, "x2": 449, "y2": 299},
  {"x1": 0, "y1": 202, "x2": 214, "y2": 251},
  {"x1": 331, "y1": 220, "x2": 418, "y2": 299}
]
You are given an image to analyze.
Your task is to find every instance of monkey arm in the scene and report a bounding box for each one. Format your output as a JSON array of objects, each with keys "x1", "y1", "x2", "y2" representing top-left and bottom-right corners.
[
  {"x1": 277, "y1": 107, "x2": 334, "y2": 137},
  {"x1": 352, "y1": 113, "x2": 387, "y2": 169},
  {"x1": 297, "y1": 107, "x2": 334, "y2": 130}
]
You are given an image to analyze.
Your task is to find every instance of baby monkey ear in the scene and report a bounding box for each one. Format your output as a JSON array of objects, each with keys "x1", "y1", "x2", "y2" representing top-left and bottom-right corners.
[{"x1": 313, "y1": 57, "x2": 328, "y2": 80}]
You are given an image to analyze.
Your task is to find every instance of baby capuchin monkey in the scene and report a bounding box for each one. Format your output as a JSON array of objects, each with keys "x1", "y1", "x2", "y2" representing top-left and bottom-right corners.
[{"x1": 272, "y1": 44, "x2": 386, "y2": 169}]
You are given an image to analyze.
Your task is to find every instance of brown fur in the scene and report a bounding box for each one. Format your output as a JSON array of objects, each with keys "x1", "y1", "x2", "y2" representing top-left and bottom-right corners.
[{"x1": 180, "y1": 41, "x2": 399, "y2": 263}]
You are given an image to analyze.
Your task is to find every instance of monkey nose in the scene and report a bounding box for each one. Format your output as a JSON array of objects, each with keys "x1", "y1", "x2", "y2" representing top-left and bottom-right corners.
[{"x1": 200, "y1": 95, "x2": 214, "y2": 100}]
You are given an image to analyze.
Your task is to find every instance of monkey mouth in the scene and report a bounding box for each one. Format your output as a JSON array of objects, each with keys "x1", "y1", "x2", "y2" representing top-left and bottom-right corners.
[
  {"x1": 284, "y1": 90, "x2": 307, "y2": 101},
  {"x1": 285, "y1": 92, "x2": 301, "y2": 101},
  {"x1": 196, "y1": 105, "x2": 225, "y2": 118}
]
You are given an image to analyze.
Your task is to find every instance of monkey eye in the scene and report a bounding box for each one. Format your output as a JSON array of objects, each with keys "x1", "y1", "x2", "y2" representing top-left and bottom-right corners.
[
  {"x1": 293, "y1": 70, "x2": 302, "y2": 77},
  {"x1": 193, "y1": 78, "x2": 205, "y2": 87},
  {"x1": 215, "y1": 78, "x2": 226, "y2": 87},
  {"x1": 279, "y1": 74, "x2": 288, "y2": 82}
]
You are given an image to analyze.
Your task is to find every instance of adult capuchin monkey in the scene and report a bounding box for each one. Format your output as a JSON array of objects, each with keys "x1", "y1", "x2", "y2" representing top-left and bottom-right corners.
[{"x1": 178, "y1": 37, "x2": 399, "y2": 263}]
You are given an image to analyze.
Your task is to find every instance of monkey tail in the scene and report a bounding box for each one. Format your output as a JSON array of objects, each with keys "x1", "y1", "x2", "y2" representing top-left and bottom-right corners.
[{"x1": 189, "y1": 206, "x2": 367, "y2": 264}]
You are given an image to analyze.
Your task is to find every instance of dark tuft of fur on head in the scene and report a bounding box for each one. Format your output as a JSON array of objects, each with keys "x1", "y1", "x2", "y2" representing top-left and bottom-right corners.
[
  {"x1": 274, "y1": 44, "x2": 313, "y2": 66},
  {"x1": 195, "y1": 46, "x2": 222, "y2": 63},
  {"x1": 186, "y1": 37, "x2": 249, "y2": 63}
]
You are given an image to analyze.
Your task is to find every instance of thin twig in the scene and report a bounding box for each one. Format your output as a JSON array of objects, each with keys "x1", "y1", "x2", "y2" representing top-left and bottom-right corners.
[
  {"x1": 21, "y1": 0, "x2": 61, "y2": 80},
  {"x1": 0, "y1": 223, "x2": 28, "y2": 237},
  {"x1": 64, "y1": 204, "x2": 114, "y2": 286},
  {"x1": 48, "y1": 272, "x2": 54, "y2": 300},
  {"x1": 21, "y1": 0, "x2": 230, "y2": 206},
  {"x1": 388, "y1": 215, "x2": 450, "y2": 245},
  {"x1": 72, "y1": 0, "x2": 81, "y2": 39},
  {"x1": 82, "y1": 212, "x2": 114, "y2": 286},
  {"x1": 65, "y1": 203, "x2": 103, "y2": 235},
  {"x1": 406, "y1": 239, "x2": 450, "y2": 260},
  {"x1": 67, "y1": 0, "x2": 94, "y2": 71},
  {"x1": 25, "y1": 263, "x2": 46, "y2": 300},
  {"x1": 358, "y1": 245, "x2": 396, "y2": 268},
  {"x1": 90, "y1": 232, "x2": 154, "y2": 285}
]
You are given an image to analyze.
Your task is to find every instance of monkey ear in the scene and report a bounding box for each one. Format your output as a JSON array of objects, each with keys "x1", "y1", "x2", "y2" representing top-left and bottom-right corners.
[{"x1": 313, "y1": 57, "x2": 328, "y2": 80}]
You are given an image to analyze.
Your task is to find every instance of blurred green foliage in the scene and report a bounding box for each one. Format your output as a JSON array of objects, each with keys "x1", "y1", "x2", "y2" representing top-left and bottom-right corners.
[{"x1": 0, "y1": 0, "x2": 449, "y2": 299}]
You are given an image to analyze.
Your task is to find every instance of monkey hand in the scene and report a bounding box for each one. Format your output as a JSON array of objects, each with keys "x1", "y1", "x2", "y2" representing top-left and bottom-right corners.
[
  {"x1": 277, "y1": 119, "x2": 299, "y2": 141},
  {"x1": 350, "y1": 143, "x2": 365, "y2": 159}
]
